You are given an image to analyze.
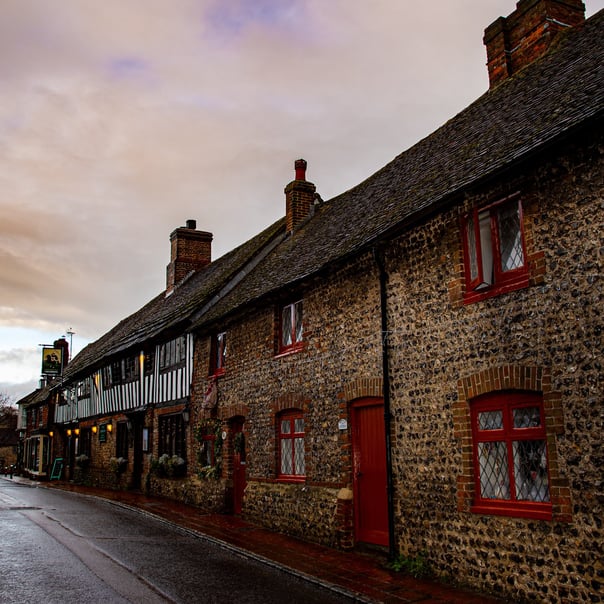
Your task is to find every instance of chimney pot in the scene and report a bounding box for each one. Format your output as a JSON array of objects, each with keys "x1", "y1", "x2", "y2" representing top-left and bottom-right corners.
[
  {"x1": 186, "y1": 219, "x2": 196, "y2": 229},
  {"x1": 294, "y1": 159, "x2": 307, "y2": 181}
]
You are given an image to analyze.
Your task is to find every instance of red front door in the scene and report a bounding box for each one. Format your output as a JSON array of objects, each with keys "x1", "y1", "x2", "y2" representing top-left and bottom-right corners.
[
  {"x1": 232, "y1": 419, "x2": 246, "y2": 514},
  {"x1": 352, "y1": 398, "x2": 389, "y2": 546}
]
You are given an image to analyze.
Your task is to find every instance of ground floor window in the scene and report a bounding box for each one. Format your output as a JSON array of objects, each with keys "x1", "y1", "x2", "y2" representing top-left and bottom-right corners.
[
  {"x1": 471, "y1": 391, "x2": 551, "y2": 519},
  {"x1": 24, "y1": 436, "x2": 50, "y2": 475},
  {"x1": 116, "y1": 421, "x2": 129, "y2": 459},
  {"x1": 277, "y1": 410, "x2": 305, "y2": 480},
  {"x1": 159, "y1": 413, "x2": 186, "y2": 460}
]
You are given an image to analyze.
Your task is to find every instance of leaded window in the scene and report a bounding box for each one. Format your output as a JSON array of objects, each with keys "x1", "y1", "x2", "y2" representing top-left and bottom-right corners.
[
  {"x1": 278, "y1": 410, "x2": 305, "y2": 479},
  {"x1": 471, "y1": 392, "x2": 551, "y2": 519},
  {"x1": 280, "y1": 300, "x2": 303, "y2": 352}
]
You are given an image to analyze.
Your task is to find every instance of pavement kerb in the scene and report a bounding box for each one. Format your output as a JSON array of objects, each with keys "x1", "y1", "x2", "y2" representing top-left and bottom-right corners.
[{"x1": 29, "y1": 479, "x2": 374, "y2": 604}]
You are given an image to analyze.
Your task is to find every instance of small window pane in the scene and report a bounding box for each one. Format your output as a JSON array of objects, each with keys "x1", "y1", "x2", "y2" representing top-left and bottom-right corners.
[
  {"x1": 479, "y1": 441, "x2": 510, "y2": 499},
  {"x1": 478, "y1": 210, "x2": 494, "y2": 287},
  {"x1": 513, "y1": 407, "x2": 541, "y2": 429},
  {"x1": 281, "y1": 419, "x2": 291, "y2": 434},
  {"x1": 294, "y1": 301, "x2": 303, "y2": 343},
  {"x1": 281, "y1": 305, "x2": 293, "y2": 347},
  {"x1": 294, "y1": 418, "x2": 304, "y2": 433},
  {"x1": 478, "y1": 410, "x2": 503, "y2": 430},
  {"x1": 513, "y1": 440, "x2": 549, "y2": 502},
  {"x1": 294, "y1": 437, "x2": 305, "y2": 474},
  {"x1": 466, "y1": 214, "x2": 478, "y2": 281},
  {"x1": 281, "y1": 439, "x2": 293, "y2": 474},
  {"x1": 498, "y1": 203, "x2": 524, "y2": 272}
]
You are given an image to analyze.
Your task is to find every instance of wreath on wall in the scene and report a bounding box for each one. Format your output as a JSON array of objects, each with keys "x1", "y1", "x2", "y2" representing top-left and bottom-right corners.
[{"x1": 194, "y1": 418, "x2": 223, "y2": 479}]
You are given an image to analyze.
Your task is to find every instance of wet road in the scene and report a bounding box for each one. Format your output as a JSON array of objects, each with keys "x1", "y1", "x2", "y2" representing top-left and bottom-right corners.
[{"x1": 0, "y1": 478, "x2": 357, "y2": 603}]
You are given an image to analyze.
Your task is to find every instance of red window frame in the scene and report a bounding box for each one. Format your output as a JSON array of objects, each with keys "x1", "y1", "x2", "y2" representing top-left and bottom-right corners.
[
  {"x1": 198, "y1": 429, "x2": 216, "y2": 468},
  {"x1": 277, "y1": 410, "x2": 305, "y2": 482},
  {"x1": 471, "y1": 392, "x2": 552, "y2": 520},
  {"x1": 462, "y1": 195, "x2": 529, "y2": 304},
  {"x1": 279, "y1": 300, "x2": 304, "y2": 354},
  {"x1": 209, "y1": 331, "x2": 227, "y2": 377}
]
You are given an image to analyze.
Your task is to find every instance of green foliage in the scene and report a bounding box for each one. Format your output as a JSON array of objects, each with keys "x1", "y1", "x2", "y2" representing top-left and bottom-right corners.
[
  {"x1": 386, "y1": 551, "x2": 431, "y2": 578},
  {"x1": 151, "y1": 454, "x2": 186, "y2": 478}
]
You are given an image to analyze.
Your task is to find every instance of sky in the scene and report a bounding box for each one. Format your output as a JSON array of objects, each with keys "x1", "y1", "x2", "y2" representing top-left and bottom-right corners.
[{"x1": 2, "y1": 0, "x2": 603, "y2": 403}]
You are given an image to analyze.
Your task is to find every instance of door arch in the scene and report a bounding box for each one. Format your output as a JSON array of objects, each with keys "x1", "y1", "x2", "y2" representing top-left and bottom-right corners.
[{"x1": 351, "y1": 397, "x2": 389, "y2": 546}]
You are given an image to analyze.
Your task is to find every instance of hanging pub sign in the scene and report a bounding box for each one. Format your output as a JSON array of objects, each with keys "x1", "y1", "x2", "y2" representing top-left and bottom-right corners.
[{"x1": 41, "y1": 347, "x2": 63, "y2": 376}]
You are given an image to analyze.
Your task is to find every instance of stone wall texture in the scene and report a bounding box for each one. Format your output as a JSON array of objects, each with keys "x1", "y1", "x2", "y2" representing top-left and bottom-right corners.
[
  {"x1": 383, "y1": 131, "x2": 602, "y2": 603},
  {"x1": 184, "y1": 129, "x2": 600, "y2": 603}
]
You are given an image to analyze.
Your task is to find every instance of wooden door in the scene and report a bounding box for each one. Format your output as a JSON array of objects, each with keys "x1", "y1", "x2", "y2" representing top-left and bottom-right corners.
[
  {"x1": 232, "y1": 419, "x2": 246, "y2": 514},
  {"x1": 352, "y1": 398, "x2": 389, "y2": 546}
]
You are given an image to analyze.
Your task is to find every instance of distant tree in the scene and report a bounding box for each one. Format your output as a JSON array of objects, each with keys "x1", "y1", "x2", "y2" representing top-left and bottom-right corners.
[{"x1": 0, "y1": 392, "x2": 17, "y2": 418}]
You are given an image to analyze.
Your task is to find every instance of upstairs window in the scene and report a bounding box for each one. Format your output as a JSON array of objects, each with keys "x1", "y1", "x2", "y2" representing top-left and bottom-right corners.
[
  {"x1": 209, "y1": 332, "x2": 227, "y2": 376},
  {"x1": 463, "y1": 196, "x2": 528, "y2": 303},
  {"x1": 144, "y1": 350, "x2": 155, "y2": 376},
  {"x1": 279, "y1": 300, "x2": 303, "y2": 353},
  {"x1": 77, "y1": 380, "x2": 91, "y2": 400},
  {"x1": 277, "y1": 410, "x2": 305, "y2": 481},
  {"x1": 159, "y1": 336, "x2": 187, "y2": 371},
  {"x1": 471, "y1": 392, "x2": 551, "y2": 520},
  {"x1": 123, "y1": 356, "x2": 139, "y2": 382}
]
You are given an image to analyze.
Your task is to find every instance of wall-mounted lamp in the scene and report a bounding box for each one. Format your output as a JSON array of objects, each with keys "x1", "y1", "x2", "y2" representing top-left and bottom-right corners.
[
  {"x1": 74, "y1": 428, "x2": 80, "y2": 436},
  {"x1": 49, "y1": 431, "x2": 54, "y2": 438},
  {"x1": 182, "y1": 407, "x2": 190, "y2": 423},
  {"x1": 67, "y1": 429, "x2": 72, "y2": 436},
  {"x1": 107, "y1": 423, "x2": 113, "y2": 432},
  {"x1": 92, "y1": 425, "x2": 98, "y2": 434}
]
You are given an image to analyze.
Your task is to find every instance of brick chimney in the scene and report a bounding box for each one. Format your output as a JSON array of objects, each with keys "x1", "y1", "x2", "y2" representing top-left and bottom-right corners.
[
  {"x1": 484, "y1": 0, "x2": 585, "y2": 88},
  {"x1": 285, "y1": 159, "x2": 316, "y2": 233},
  {"x1": 166, "y1": 219, "x2": 212, "y2": 294}
]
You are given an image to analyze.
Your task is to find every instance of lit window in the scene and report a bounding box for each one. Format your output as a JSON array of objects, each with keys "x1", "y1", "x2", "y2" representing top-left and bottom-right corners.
[
  {"x1": 278, "y1": 410, "x2": 305, "y2": 480},
  {"x1": 463, "y1": 197, "x2": 528, "y2": 302},
  {"x1": 471, "y1": 392, "x2": 551, "y2": 519},
  {"x1": 280, "y1": 300, "x2": 303, "y2": 352}
]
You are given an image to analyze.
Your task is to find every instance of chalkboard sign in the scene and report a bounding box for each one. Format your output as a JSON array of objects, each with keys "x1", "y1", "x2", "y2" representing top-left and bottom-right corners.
[{"x1": 50, "y1": 458, "x2": 64, "y2": 481}]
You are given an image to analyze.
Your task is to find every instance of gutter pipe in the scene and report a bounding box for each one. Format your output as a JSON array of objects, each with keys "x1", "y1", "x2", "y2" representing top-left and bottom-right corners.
[{"x1": 373, "y1": 245, "x2": 396, "y2": 560}]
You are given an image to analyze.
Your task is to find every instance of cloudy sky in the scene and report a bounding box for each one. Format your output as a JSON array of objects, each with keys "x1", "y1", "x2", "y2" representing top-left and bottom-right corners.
[{"x1": 2, "y1": 0, "x2": 602, "y2": 402}]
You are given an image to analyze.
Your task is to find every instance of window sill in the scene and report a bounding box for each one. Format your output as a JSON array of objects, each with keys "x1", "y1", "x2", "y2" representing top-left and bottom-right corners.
[
  {"x1": 275, "y1": 342, "x2": 306, "y2": 358},
  {"x1": 208, "y1": 368, "x2": 225, "y2": 379},
  {"x1": 276, "y1": 475, "x2": 306, "y2": 484},
  {"x1": 471, "y1": 501, "x2": 552, "y2": 521},
  {"x1": 463, "y1": 275, "x2": 529, "y2": 305}
]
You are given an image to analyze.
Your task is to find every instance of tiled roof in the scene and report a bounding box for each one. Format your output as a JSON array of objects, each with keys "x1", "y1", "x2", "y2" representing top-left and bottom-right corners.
[
  {"x1": 66, "y1": 10, "x2": 603, "y2": 376},
  {"x1": 64, "y1": 219, "x2": 284, "y2": 377},
  {"x1": 196, "y1": 10, "x2": 604, "y2": 327}
]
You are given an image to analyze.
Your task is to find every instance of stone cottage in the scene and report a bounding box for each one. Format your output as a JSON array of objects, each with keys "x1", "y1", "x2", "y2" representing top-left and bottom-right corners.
[{"x1": 20, "y1": 1, "x2": 602, "y2": 602}]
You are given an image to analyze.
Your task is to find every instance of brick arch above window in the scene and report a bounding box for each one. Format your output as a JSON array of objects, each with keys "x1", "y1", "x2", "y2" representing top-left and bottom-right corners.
[
  {"x1": 270, "y1": 393, "x2": 310, "y2": 415},
  {"x1": 454, "y1": 365, "x2": 571, "y2": 522}
]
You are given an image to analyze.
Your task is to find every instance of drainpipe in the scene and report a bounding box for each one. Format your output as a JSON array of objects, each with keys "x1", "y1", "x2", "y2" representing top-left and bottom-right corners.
[{"x1": 373, "y1": 245, "x2": 396, "y2": 560}]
